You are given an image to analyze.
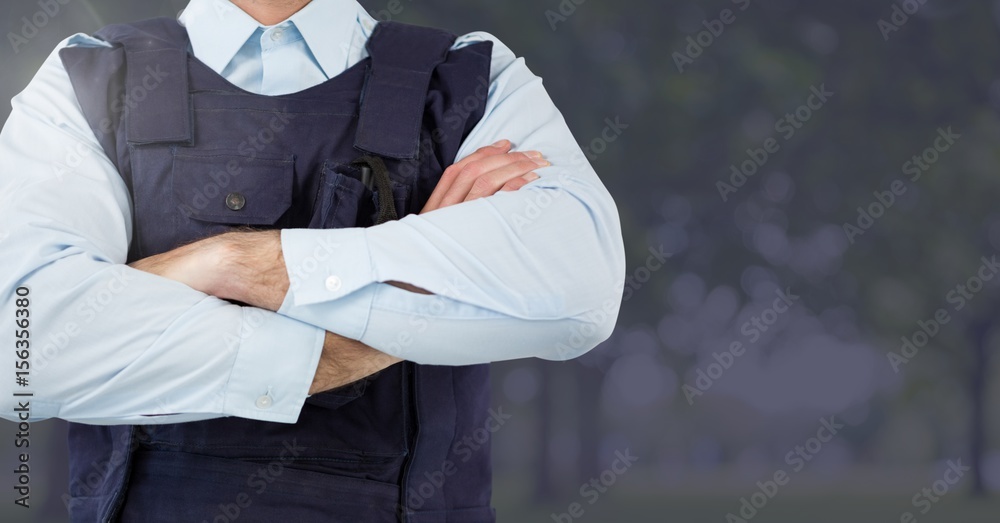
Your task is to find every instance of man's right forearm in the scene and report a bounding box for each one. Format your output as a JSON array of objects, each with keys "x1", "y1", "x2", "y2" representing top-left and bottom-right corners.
[{"x1": 310, "y1": 332, "x2": 402, "y2": 395}]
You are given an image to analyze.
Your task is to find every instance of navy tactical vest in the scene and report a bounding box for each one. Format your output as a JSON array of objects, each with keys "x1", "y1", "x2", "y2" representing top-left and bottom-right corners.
[{"x1": 58, "y1": 17, "x2": 495, "y2": 522}]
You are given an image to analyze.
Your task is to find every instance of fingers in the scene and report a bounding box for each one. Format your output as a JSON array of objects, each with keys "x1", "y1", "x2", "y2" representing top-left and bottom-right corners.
[
  {"x1": 462, "y1": 162, "x2": 543, "y2": 202},
  {"x1": 499, "y1": 172, "x2": 540, "y2": 192},
  {"x1": 439, "y1": 151, "x2": 548, "y2": 207},
  {"x1": 420, "y1": 140, "x2": 550, "y2": 214},
  {"x1": 449, "y1": 139, "x2": 513, "y2": 173},
  {"x1": 422, "y1": 140, "x2": 513, "y2": 212}
]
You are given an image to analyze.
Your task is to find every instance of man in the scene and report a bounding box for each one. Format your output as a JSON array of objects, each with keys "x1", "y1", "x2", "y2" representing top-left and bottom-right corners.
[{"x1": 0, "y1": 0, "x2": 625, "y2": 521}]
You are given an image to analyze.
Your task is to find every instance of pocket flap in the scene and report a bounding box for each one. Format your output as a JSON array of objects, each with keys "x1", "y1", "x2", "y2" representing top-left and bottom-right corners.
[{"x1": 172, "y1": 153, "x2": 294, "y2": 225}]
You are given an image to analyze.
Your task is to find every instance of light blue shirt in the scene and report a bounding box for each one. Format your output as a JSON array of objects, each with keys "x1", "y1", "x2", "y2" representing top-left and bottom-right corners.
[{"x1": 0, "y1": 0, "x2": 625, "y2": 425}]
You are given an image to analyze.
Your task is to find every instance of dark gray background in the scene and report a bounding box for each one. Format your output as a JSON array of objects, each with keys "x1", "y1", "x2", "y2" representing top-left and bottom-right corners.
[{"x1": 3, "y1": 0, "x2": 1000, "y2": 521}]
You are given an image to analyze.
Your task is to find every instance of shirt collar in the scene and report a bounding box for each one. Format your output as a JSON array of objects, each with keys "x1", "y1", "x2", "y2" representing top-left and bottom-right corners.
[{"x1": 178, "y1": 0, "x2": 367, "y2": 78}]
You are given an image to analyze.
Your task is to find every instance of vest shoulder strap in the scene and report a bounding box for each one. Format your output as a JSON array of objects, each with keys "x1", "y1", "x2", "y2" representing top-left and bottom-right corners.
[
  {"x1": 61, "y1": 18, "x2": 192, "y2": 148},
  {"x1": 354, "y1": 21, "x2": 458, "y2": 160},
  {"x1": 94, "y1": 18, "x2": 193, "y2": 146},
  {"x1": 63, "y1": 19, "x2": 468, "y2": 159}
]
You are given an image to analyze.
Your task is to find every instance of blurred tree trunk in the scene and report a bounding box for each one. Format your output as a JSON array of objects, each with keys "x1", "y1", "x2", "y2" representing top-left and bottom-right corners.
[
  {"x1": 578, "y1": 364, "x2": 604, "y2": 482},
  {"x1": 968, "y1": 315, "x2": 992, "y2": 497},
  {"x1": 535, "y1": 361, "x2": 554, "y2": 503}
]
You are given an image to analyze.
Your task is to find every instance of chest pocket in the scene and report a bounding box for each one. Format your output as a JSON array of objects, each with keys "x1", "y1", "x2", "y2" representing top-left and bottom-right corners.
[
  {"x1": 172, "y1": 151, "x2": 295, "y2": 241},
  {"x1": 311, "y1": 161, "x2": 411, "y2": 229}
]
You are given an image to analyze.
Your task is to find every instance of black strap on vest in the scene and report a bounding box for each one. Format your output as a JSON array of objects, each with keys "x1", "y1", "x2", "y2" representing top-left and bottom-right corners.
[
  {"x1": 354, "y1": 22, "x2": 456, "y2": 160},
  {"x1": 351, "y1": 155, "x2": 399, "y2": 225}
]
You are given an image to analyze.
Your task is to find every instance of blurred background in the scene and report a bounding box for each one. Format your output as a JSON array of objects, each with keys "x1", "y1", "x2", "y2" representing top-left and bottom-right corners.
[{"x1": 4, "y1": 0, "x2": 1000, "y2": 521}]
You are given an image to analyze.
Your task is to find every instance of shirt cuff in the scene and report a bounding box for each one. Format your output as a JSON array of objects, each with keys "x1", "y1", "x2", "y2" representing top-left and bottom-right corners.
[
  {"x1": 281, "y1": 227, "x2": 375, "y2": 307},
  {"x1": 277, "y1": 280, "x2": 377, "y2": 341},
  {"x1": 221, "y1": 307, "x2": 326, "y2": 424}
]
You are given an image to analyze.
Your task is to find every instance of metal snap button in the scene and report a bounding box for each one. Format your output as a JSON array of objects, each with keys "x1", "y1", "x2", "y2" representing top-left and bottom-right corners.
[{"x1": 226, "y1": 192, "x2": 246, "y2": 211}]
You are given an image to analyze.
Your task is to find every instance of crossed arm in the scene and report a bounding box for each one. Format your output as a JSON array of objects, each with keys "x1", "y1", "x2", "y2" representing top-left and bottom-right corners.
[
  {"x1": 0, "y1": 33, "x2": 625, "y2": 425},
  {"x1": 129, "y1": 143, "x2": 549, "y2": 395}
]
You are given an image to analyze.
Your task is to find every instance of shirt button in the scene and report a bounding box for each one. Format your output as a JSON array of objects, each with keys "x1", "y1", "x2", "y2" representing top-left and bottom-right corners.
[
  {"x1": 255, "y1": 395, "x2": 273, "y2": 409},
  {"x1": 270, "y1": 28, "x2": 284, "y2": 41},
  {"x1": 226, "y1": 192, "x2": 246, "y2": 211},
  {"x1": 325, "y1": 275, "x2": 342, "y2": 292}
]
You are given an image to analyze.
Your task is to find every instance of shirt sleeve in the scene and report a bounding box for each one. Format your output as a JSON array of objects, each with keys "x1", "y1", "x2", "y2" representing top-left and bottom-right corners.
[
  {"x1": 0, "y1": 36, "x2": 326, "y2": 425},
  {"x1": 278, "y1": 32, "x2": 627, "y2": 365}
]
